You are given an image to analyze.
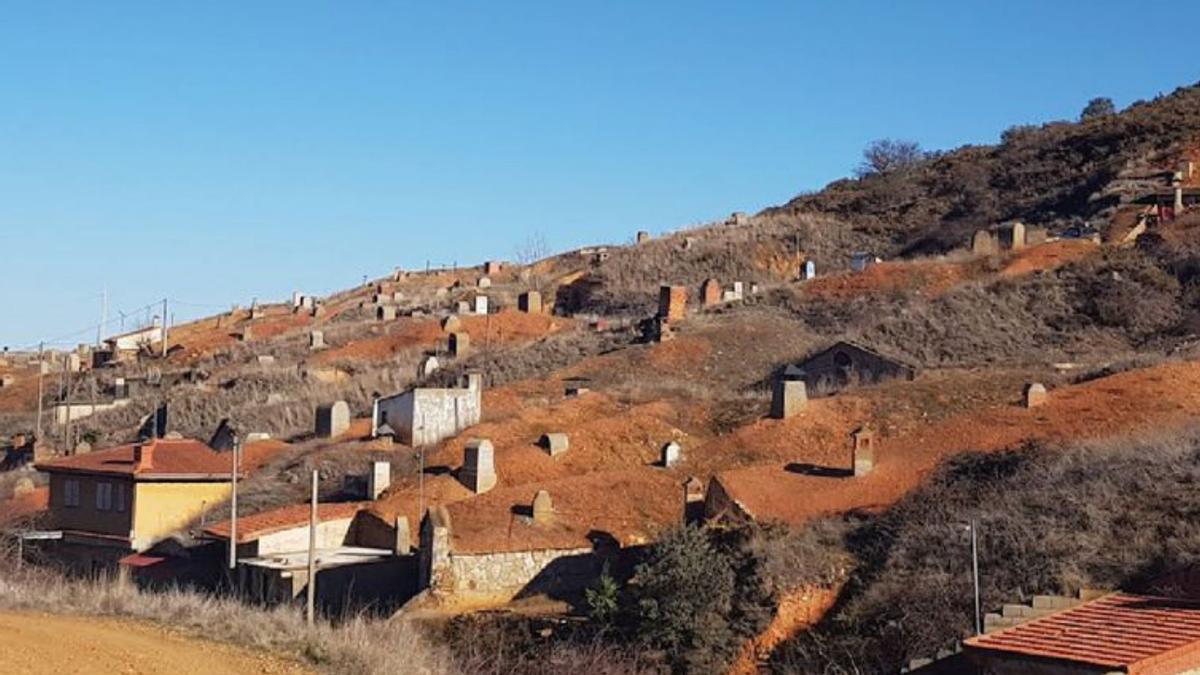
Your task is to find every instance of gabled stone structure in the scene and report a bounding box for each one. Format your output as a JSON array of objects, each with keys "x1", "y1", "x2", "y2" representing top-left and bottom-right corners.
[{"x1": 782, "y1": 340, "x2": 916, "y2": 396}]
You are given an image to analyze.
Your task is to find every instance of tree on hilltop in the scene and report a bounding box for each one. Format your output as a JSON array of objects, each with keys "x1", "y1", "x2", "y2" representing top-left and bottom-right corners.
[
  {"x1": 1080, "y1": 97, "x2": 1116, "y2": 121},
  {"x1": 856, "y1": 138, "x2": 926, "y2": 177}
]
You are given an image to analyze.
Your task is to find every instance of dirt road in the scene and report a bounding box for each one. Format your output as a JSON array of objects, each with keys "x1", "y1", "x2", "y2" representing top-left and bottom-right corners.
[{"x1": 0, "y1": 612, "x2": 311, "y2": 674}]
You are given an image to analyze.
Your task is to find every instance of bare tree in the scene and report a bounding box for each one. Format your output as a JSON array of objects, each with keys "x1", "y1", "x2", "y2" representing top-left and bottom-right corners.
[
  {"x1": 855, "y1": 138, "x2": 926, "y2": 178},
  {"x1": 514, "y1": 232, "x2": 550, "y2": 266},
  {"x1": 514, "y1": 232, "x2": 551, "y2": 292}
]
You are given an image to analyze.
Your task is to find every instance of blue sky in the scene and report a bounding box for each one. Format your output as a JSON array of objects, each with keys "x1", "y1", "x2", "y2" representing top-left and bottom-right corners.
[{"x1": 1, "y1": 1, "x2": 1198, "y2": 348}]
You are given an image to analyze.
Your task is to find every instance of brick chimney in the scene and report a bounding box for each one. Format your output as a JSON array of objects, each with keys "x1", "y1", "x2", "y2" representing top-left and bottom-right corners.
[{"x1": 134, "y1": 441, "x2": 156, "y2": 472}]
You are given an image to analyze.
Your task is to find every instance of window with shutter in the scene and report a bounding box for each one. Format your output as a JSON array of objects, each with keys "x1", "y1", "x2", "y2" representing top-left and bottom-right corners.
[
  {"x1": 64, "y1": 479, "x2": 81, "y2": 508},
  {"x1": 96, "y1": 483, "x2": 112, "y2": 511}
]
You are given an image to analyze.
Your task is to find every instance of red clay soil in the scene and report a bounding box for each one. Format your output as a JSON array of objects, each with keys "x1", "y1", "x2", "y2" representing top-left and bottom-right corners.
[
  {"x1": 363, "y1": 360, "x2": 1030, "y2": 551},
  {"x1": 796, "y1": 240, "x2": 1099, "y2": 305},
  {"x1": 312, "y1": 311, "x2": 572, "y2": 364},
  {"x1": 164, "y1": 314, "x2": 241, "y2": 361},
  {"x1": 166, "y1": 307, "x2": 313, "y2": 362},
  {"x1": 1000, "y1": 239, "x2": 1099, "y2": 277},
  {"x1": 718, "y1": 360, "x2": 1200, "y2": 525},
  {"x1": 0, "y1": 486, "x2": 49, "y2": 527},
  {"x1": 727, "y1": 585, "x2": 842, "y2": 675},
  {"x1": 368, "y1": 389, "x2": 710, "y2": 533},
  {"x1": 439, "y1": 468, "x2": 682, "y2": 555},
  {"x1": 799, "y1": 259, "x2": 973, "y2": 301},
  {"x1": 642, "y1": 336, "x2": 715, "y2": 373}
]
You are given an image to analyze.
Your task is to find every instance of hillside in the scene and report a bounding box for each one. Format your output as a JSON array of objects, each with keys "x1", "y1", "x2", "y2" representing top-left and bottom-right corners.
[
  {"x1": 775, "y1": 81, "x2": 1200, "y2": 256},
  {"x1": 5, "y1": 81, "x2": 1200, "y2": 675}
]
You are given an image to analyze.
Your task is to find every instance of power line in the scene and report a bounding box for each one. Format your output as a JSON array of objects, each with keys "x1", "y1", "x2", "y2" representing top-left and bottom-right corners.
[{"x1": 9, "y1": 296, "x2": 201, "y2": 352}]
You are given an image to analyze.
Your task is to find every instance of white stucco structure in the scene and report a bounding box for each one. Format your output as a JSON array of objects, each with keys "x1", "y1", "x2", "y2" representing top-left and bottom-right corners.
[{"x1": 371, "y1": 373, "x2": 483, "y2": 446}]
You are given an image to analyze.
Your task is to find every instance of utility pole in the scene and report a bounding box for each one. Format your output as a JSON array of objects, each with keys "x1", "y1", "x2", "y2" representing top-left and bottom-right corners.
[
  {"x1": 417, "y1": 412, "x2": 427, "y2": 517},
  {"x1": 35, "y1": 342, "x2": 44, "y2": 442},
  {"x1": 161, "y1": 298, "x2": 169, "y2": 358},
  {"x1": 970, "y1": 519, "x2": 982, "y2": 636},
  {"x1": 306, "y1": 469, "x2": 318, "y2": 626},
  {"x1": 228, "y1": 435, "x2": 240, "y2": 572},
  {"x1": 97, "y1": 287, "x2": 108, "y2": 348},
  {"x1": 62, "y1": 357, "x2": 73, "y2": 453}
]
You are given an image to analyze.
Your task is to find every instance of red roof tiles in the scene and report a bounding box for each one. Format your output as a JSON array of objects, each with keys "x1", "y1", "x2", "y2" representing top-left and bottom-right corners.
[
  {"x1": 204, "y1": 502, "x2": 365, "y2": 543},
  {"x1": 965, "y1": 593, "x2": 1200, "y2": 673},
  {"x1": 34, "y1": 438, "x2": 283, "y2": 480}
]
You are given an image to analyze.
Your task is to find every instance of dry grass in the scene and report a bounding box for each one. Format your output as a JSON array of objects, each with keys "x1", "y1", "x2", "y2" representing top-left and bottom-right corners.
[{"x1": 0, "y1": 566, "x2": 455, "y2": 675}]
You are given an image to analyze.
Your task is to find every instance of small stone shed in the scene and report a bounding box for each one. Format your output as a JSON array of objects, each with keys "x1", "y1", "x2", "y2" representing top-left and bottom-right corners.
[{"x1": 782, "y1": 340, "x2": 917, "y2": 395}]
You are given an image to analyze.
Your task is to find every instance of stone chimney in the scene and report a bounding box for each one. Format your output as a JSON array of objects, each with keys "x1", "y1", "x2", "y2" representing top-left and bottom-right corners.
[
  {"x1": 134, "y1": 441, "x2": 156, "y2": 472},
  {"x1": 518, "y1": 291, "x2": 542, "y2": 314},
  {"x1": 394, "y1": 516, "x2": 411, "y2": 556},
  {"x1": 463, "y1": 371, "x2": 483, "y2": 391},
  {"x1": 460, "y1": 439, "x2": 497, "y2": 494},
  {"x1": 1024, "y1": 383, "x2": 1047, "y2": 408},
  {"x1": 771, "y1": 379, "x2": 807, "y2": 419},
  {"x1": 851, "y1": 427, "x2": 875, "y2": 477},
  {"x1": 449, "y1": 332, "x2": 471, "y2": 357},
  {"x1": 1175, "y1": 172, "x2": 1186, "y2": 213},
  {"x1": 661, "y1": 441, "x2": 682, "y2": 468},
  {"x1": 683, "y1": 476, "x2": 705, "y2": 525},
  {"x1": 532, "y1": 490, "x2": 553, "y2": 523},
  {"x1": 368, "y1": 461, "x2": 391, "y2": 500},
  {"x1": 418, "y1": 506, "x2": 453, "y2": 591}
]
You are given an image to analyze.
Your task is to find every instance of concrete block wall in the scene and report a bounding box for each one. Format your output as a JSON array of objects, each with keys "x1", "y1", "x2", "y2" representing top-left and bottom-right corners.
[{"x1": 982, "y1": 593, "x2": 1084, "y2": 633}]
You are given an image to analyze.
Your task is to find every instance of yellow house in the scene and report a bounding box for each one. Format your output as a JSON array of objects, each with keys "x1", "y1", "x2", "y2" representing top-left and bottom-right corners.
[{"x1": 35, "y1": 438, "x2": 280, "y2": 571}]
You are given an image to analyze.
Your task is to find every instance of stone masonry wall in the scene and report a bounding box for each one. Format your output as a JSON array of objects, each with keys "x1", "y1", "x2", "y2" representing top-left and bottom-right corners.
[{"x1": 446, "y1": 547, "x2": 595, "y2": 598}]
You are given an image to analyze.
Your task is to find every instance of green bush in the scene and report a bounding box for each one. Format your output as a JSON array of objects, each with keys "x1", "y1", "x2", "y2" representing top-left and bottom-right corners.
[
  {"x1": 584, "y1": 565, "x2": 621, "y2": 627},
  {"x1": 627, "y1": 525, "x2": 737, "y2": 672}
]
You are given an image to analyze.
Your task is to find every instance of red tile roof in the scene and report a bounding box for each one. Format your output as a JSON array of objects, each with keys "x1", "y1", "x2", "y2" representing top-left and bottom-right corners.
[
  {"x1": 965, "y1": 593, "x2": 1200, "y2": 673},
  {"x1": 204, "y1": 501, "x2": 366, "y2": 543},
  {"x1": 34, "y1": 438, "x2": 283, "y2": 480}
]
